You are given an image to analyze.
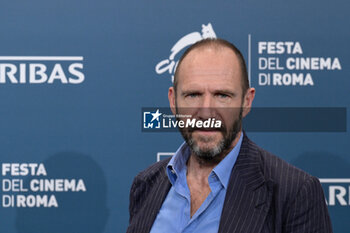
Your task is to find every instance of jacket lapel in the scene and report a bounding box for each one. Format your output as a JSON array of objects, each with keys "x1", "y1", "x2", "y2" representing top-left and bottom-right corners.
[
  {"x1": 128, "y1": 166, "x2": 171, "y2": 233},
  {"x1": 218, "y1": 134, "x2": 274, "y2": 233}
]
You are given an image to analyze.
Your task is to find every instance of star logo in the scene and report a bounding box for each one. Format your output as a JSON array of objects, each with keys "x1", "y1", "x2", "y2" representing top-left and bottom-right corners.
[{"x1": 151, "y1": 109, "x2": 162, "y2": 122}]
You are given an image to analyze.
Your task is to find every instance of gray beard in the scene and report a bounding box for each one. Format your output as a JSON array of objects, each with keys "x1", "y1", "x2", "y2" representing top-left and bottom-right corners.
[{"x1": 179, "y1": 107, "x2": 243, "y2": 163}]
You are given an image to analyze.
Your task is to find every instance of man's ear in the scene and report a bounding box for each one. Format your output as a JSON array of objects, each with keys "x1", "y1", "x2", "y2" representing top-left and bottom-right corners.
[
  {"x1": 242, "y1": 87, "x2": 255, "y2": 118},
  {"x1": 168, "y1": 87, "x2": 176, "y2": 115}
]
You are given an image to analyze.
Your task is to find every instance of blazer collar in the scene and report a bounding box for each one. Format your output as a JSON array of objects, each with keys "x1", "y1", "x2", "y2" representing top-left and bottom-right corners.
[
  {"x1": 218, "y1": 133, "x2": 274, "y2": 233},
  {"x1": 131, "y1": 166, "x2": 171, "y2": 233}
]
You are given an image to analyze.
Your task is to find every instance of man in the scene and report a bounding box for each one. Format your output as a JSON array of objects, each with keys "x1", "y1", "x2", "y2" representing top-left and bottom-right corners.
[{"x1": 127, "y1": 38, "x2": 332, "y2": 233}]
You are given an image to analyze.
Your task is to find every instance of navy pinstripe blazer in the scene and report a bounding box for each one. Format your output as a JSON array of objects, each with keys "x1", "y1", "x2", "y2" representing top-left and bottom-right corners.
[{"x1": 126, "y1": 134, "x2": 333, "y2": 233}]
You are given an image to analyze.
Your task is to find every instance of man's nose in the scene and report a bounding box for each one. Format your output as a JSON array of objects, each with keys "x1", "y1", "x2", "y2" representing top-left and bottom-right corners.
[{"x1": 197, "y1": 95, "x2": 216, "y2": 119}]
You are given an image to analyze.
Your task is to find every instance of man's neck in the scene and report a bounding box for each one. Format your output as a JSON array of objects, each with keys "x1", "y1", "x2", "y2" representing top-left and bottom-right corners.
[{"x1": 186, "y1": 131, "x2": 242, "y2": 181}]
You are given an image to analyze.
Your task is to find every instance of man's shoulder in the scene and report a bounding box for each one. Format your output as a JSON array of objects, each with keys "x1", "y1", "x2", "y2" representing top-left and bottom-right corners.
[
  {"x1": 133, "y1": 158, "x2": 171, "y2": 182},
  {"x1": 248, "y1": 138, "x2": 319, "y2": 194},
  {"x1": 258, "y1": 143, "x2": 312, "y2": 177}
]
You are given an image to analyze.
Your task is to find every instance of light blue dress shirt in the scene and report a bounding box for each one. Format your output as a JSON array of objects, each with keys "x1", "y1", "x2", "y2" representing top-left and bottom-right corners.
[{"x1": 150, "y1": 133, "x2": 243, "y2": 233}]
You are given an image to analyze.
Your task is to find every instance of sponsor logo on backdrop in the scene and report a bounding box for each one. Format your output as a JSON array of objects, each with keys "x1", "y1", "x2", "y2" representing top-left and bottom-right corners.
[
  {"x1": 256, "y1": 41, "x2": 342, "y2": 86},
  {"x1": 320, "y1": 178, "x2": 350, "y2": 206},
  {"x1": 1, "y1": 163, "x2": 86, "y2": 208},
  {"x1": 154, "y1": 24, "x2": 343, "y2": 87},
  {"x1": 155, "y1": 23, "x2": 217, "y2": 82},
  {"x1": 157, "y1": 152, "x2": 174, "y2": 162},
  {"x1": 0, "y1": 56, "x2": 84, "y2": 84}
]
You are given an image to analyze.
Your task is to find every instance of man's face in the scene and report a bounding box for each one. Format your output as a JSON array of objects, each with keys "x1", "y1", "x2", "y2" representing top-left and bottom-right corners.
[{"x1": 169, "y1": 46, "x2": 253, "y2": 161}]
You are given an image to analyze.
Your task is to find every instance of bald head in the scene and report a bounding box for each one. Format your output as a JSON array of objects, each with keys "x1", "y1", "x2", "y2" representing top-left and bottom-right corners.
[{"x1": 173, "y1": 38, "x2": 249, "y2": 97}]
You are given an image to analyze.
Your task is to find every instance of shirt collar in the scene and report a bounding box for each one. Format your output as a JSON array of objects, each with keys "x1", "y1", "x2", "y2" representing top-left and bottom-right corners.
[
  {"x1": 166, "y1": 142, "x2": 190, "y2": 185},
  {"x1": 166, "y1": 132, "x2": 244, "y2": 188},
  {"x1": 212, "y1": 132, "x2": 243, "y2": 189}
]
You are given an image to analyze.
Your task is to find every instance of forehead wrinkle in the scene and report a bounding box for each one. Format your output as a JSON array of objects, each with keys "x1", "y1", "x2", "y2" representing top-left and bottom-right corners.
[
  {"x1": 178, "y1": 47, "x2": 235, "y2": 71},
  {"x1": 180, "y1": 62, "x2": 239, "y2": 83},
  {"x1": 182, "y1": 69, "x2": 235, "y2": 77},
  {"x1": 176, "y1": 47, "x2": 242, "y2": 89},
  {"x1": 182, "y1": 48, "x2": 239, "y2": 69}
]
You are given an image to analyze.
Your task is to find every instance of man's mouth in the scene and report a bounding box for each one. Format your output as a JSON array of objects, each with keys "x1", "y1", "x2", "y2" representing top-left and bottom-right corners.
[
  {"x1": 192, "y1": 128, "x2": 223, "y2": 137},
  {"x1": 195, "y1": 128, "x2": 220, "y2": 132}
]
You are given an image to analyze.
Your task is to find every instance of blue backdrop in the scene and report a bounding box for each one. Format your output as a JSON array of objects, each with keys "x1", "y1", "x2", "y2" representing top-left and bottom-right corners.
[{"x1": 0, "y1": 0, "x2": 349, "y2": 232}]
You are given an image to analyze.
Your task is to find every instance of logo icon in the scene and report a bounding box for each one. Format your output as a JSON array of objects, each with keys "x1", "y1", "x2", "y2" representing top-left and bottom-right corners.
[
  {"x1": 320, "y1": 178, "x2": 350, "y2": 206},
  {"x1": 156, "y1": 152, "x2": 174, "y2": 162},
  {"x1": 143, "y1": 109, "x2": 162, "y2": 129},
  {"x1": 155, "y1": 23, "x2": 217, "y2": 82},
  {"x1": 0, "y1": 56, "x2": 84, "y2": 84}
]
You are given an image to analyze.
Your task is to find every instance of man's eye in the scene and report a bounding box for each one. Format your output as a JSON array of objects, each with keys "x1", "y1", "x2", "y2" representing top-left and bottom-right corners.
[
  {"x1": 187, "y1": 93, "x2": 200, "y2": 98},
  {"x1": 216, "y1": 93, "x2": 229, "y2": 98}
]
